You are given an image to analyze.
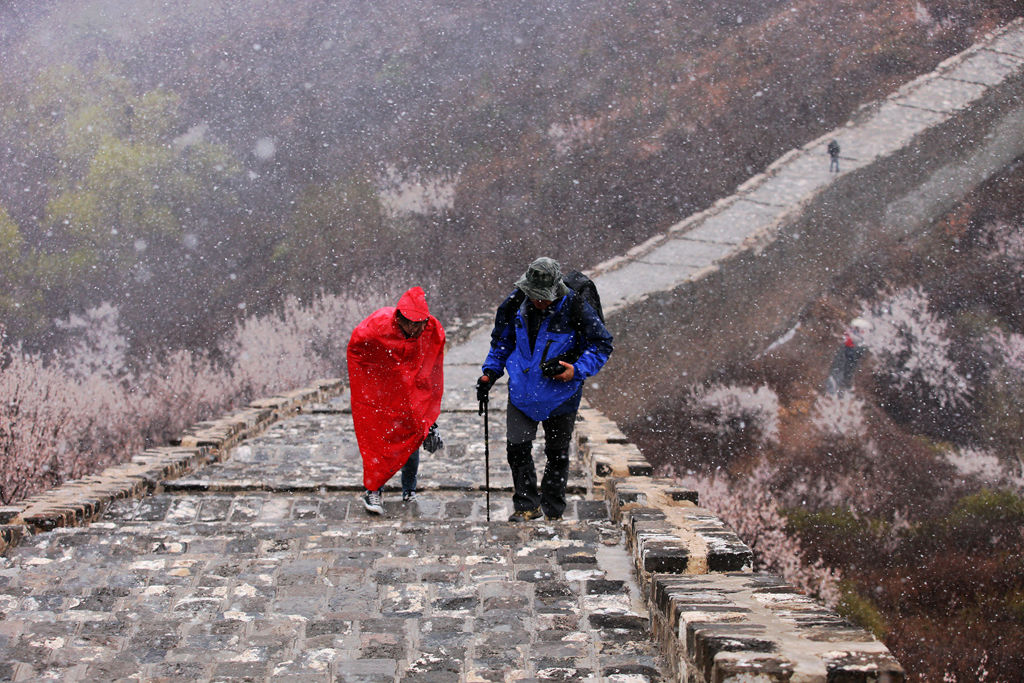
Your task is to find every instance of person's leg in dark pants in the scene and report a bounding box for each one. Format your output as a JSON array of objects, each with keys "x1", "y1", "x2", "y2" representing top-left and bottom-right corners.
[
  {"x1": 401, "y1": 448, "x2": 420, "y2": 501},
  {"x1": 506, "y1": 404, "x2": 543, "y2": 520},
  {"x1": 507, "y1": 442, "x2": 541, "y2": 513},
  {"x1": 539, "y1": 411, "x2": 576, "y2": 519}
]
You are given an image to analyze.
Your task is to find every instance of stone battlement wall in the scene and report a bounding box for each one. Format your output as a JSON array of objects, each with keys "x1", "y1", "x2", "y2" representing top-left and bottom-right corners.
[
  {"x1": 0, "y1": 379, "x2": 345, "y2": 549},
  {"x1": 574, "y1": 403, "x2": 904, "y2": 681}
]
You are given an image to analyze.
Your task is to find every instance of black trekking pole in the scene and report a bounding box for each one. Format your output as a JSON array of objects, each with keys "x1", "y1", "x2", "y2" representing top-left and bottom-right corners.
[{"x1": 479, "y1": 393, "x2": 490, "y2": 522}]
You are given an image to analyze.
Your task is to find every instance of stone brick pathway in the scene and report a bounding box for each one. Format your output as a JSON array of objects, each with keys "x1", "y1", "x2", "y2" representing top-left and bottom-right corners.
[{"x1": 0, "y1": 393, "x2": 663, "y2": 682}]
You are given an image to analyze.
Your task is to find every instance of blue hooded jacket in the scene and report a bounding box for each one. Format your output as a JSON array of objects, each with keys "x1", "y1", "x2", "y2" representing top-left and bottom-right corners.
[{"x1": 482, "y1": 290, "x2": 613, "y2": 421}]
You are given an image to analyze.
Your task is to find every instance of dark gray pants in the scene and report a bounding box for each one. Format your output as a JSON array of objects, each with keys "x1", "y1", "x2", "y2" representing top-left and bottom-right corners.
[{"x1": 506, "y1": 404, "x2": 575, "y2": 518}]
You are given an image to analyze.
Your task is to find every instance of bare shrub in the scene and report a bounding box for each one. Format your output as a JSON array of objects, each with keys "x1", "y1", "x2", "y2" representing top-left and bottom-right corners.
[
  {"x1": 680, "y1": 462, "x2": 842, "y2": 607},
  {"x1": 0, "y1": 291, "x2": 369, "y2": 503},
  {"x1": 982, "y1": 328, "x2": 1024, "y2": 374},
  {"x1": 810, "y1": 393, "x2": 868, "y2": 438},
  {"x1": 959, "y1": 218, "x2": 1024, "y2": 334},
  {"x1": 784, "y1": 410, "x2": 959, "y2": 522},
  {"x1": 945, "y1": 446, "x2": 1024, "y2": 491},
  {"x1": 1, "y1": 347, "x2": 81, "y2": 502},
  {"x1": 696, "y1": 384, "x2": 780, "y2": 442},
  {"x1": 973, "y1": 329, "x2": 1024, "y2": 472},
  {"x1": 129, "y1": 349, "x2": 233, "y2": 448},
  {"x1": 629, "y1": 381, "x2": 781, "y2": 474},
  {"x1": 675, "y1": 383, "x2": 780, "y2": 471},
  {"x1": 56, "y1": 303, "x2": 128, "y2": 382},
  {"x1": 222, "y1": 292, "x2": 362, "y2": 399},
  {"x1": 859, "y1": 286, "x2": 971, "y2": 410},
  {"x1": 879, "y1": 489, "x2": 1024, "y2": 681},
  {"x1": 982, "y1": 219, "x2": 1024, "y2": 279},
  {"x1": 857, "y1": 286, "x2": 976, "y2": 440}
]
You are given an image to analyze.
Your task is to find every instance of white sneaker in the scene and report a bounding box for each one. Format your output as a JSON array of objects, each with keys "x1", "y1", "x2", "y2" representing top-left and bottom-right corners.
[
  {"x1": 363, "y1": 490, "x2": 384, "y2": 515},
  {"x1": 402, "y1": 491, "x2": 418, "y2": 503}
]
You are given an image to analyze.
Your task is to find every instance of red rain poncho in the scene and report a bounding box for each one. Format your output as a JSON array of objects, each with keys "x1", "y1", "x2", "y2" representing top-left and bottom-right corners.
[{"x1": 347, "y1": 287, "x2": 445, "y2": 491}]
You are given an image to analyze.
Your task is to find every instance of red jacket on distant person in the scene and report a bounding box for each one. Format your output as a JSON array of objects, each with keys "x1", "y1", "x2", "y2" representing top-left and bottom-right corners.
[{"x1": 347, "y1": 287, "x2": 445, "y2": 491}]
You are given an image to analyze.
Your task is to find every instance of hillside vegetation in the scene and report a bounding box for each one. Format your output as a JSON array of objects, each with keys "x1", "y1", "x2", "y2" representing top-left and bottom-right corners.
[
  {"x1": 1, "y1": 1, "x2": 1022, "y2": 680},
  {"x1": 0, "y1": 0, "x2": 1017, "y2": 353}
]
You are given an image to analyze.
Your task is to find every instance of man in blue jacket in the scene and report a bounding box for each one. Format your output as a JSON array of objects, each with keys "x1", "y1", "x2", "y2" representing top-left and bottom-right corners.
[{"x1": 477, "y1": 257, "x2": 613, "y2": 521}]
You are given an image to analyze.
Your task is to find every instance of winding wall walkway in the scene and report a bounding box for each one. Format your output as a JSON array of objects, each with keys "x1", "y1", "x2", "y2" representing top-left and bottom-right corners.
[
  {"x1": 572, "y1": 18, "x2": 1024, "y2": 425},
  {"x1": 5, "y1": 18, "x2": 1024, "y2": 683}
]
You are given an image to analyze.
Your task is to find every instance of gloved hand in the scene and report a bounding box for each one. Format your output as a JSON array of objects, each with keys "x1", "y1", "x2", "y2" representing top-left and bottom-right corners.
[
  {"x1": 423, "y1": 423, "x2": 444, "y2": 453},
  {"x1": 476, "y1": 370, "x2": 499, "y2": 404}
]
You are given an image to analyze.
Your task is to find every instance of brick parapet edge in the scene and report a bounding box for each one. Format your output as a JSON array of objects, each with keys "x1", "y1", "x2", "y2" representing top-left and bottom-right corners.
[
  {"x1": 0, "y1": 377, "x2": 344, "y2": 553},
  {"x1": 575, "y1": 400, "x2": 905, "y2": 682}
]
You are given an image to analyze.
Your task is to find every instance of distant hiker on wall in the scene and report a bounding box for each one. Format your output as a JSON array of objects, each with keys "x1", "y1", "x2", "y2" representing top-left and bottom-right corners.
[
  {"x1": 824, "y1": 317, "x2": 872, "y2": 396},
  {"x1": 828, "y1": 139, "x2": 841, "y2": 173},
  {"x1": 476, "y1": 257, "x2": 613, "y2": 522},
  {"x1": 347, "y1": 286, "x2": 445, "y2": 515}
]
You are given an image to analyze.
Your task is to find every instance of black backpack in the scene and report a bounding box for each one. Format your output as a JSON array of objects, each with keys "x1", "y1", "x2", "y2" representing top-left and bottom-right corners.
[{"x1": 562, "y1": 270, "x2": 604, "y2": 323}]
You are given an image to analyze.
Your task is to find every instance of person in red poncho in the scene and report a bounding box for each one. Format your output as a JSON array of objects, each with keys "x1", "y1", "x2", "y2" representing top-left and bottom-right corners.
[{"x1": 347, "y1": 286, "x2": 445, "y2": 515}]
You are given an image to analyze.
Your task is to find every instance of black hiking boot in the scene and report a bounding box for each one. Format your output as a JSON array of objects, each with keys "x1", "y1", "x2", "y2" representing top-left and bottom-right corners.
[{"x1": 508, "y1": 507, "x2": 542, "y2": 522}]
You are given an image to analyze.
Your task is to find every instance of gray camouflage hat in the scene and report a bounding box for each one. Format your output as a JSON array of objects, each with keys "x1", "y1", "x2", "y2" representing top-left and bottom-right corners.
[{"x1": 515, "y1": 257, "x2": 570, "y2": 301}]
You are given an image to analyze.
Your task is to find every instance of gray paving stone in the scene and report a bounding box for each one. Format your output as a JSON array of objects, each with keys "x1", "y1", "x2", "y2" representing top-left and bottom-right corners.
[
  {"x1": 0, "y1": 450, "x2": 662, "y2": 682},
  {"x1": 642, "y1": 234, "x2": 733, "y2": 271},
  {"x1": 950, "y1": 48, "x2": 1024, "y2": 85}
]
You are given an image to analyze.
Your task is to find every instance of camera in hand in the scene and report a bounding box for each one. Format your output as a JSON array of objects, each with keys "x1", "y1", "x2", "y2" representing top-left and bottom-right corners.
[{"x1": 541, "y1": 356, "x2": 570, "y2": 377}]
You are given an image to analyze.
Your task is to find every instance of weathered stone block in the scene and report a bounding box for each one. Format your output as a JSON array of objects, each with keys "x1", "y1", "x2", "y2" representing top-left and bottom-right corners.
[
  {"x1": 629, "y1": 509, "x2": 669, "y2": 530},
  {"x1": 712, "y1": 653, "x2": 795, "y2": 682},
  {"x1": 575, "y1": 500, "x2": 608, "y2": 520},
  {"x1": 22, "y1": 510, "x2": 68, "y2": 532},
  {"x1": 627, "y1": 461, "x2": 654, "y2": 476},
  {"x1": 824, "y1": 651, "x2": 905, "y2": 682},
  {"x1": 642, "y1": 542, "x2": 691, "y2": 574},
  {"x1": 688, "y1": 623, "x2": 777, "y2": 675},
  {"x1": 248, "y1": 396, "x2": 290, "y2": 410},
  {"x1": 615, "y1": 490, "x2": 647, "y2": 506},
  {"x1": 669, "y1": 488, "x2": 699, "y2": 504},
  {"x1": 589, "y1": 613, "x2": 648, "y2": 631},
  {"x1": 706, "y1": 541, "x2": 754, "y2": 573}
]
